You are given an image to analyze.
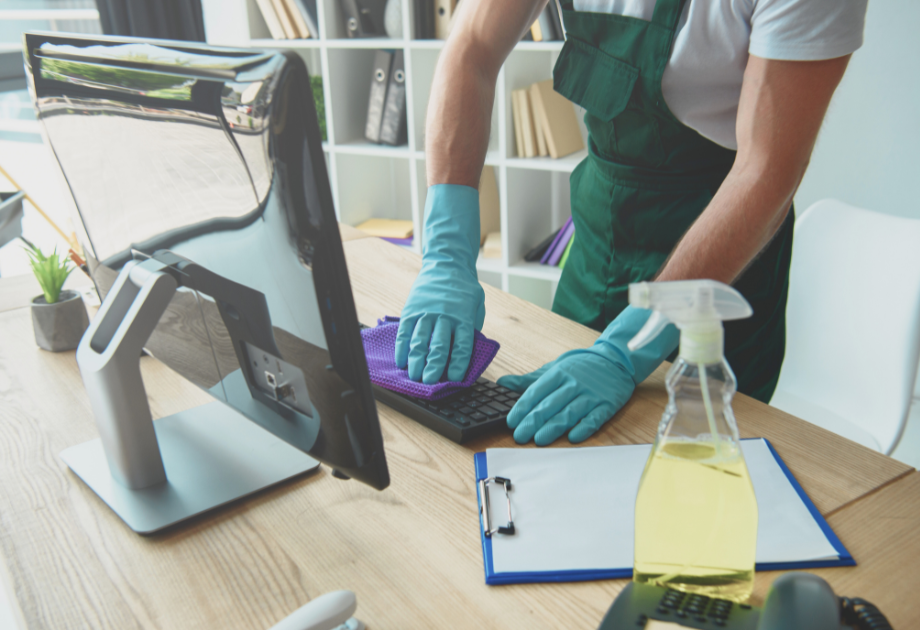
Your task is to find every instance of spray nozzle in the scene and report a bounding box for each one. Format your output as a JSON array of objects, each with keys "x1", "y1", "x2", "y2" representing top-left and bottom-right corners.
[{"x1": 627, "y1": 280, "x2": 752, "y2": 363}]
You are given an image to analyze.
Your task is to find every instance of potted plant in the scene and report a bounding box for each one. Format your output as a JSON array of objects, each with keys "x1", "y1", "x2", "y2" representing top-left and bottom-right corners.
[{"x1": 24, "y1": 240, "x2": 89, "y2": 352}]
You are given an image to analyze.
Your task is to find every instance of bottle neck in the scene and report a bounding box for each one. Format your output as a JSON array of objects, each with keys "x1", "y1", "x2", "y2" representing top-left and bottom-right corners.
[{"x1": 678, "y1": 325, "x2": 723, "y2": 365}]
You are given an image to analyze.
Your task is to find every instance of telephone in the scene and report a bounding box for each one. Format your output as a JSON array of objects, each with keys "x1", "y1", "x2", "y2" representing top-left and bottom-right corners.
[{"x1": 597, "y1": 573, "x2": 892, "y2": 630}]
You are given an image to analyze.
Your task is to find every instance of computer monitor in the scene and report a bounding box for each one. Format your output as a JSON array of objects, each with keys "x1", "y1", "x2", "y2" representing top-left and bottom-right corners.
[{"x1": 23, "y1": 32, "x2": 389, "y2": 532}]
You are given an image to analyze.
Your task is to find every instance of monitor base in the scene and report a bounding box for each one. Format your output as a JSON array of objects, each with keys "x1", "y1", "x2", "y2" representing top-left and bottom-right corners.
[{"x1": 61, "y1": 401, "x2": 320, "y2": 534}]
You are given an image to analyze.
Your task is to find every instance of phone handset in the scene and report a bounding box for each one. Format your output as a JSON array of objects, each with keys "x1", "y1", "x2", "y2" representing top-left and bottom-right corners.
[{"x1": 758, "y1": 573, "x2": 839, "y2": 629}]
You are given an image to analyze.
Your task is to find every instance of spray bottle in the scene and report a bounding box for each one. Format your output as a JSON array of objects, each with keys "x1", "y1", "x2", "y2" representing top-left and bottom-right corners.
[{"x1": 628, "y1": 280, "x2": 758, "y2": 601}]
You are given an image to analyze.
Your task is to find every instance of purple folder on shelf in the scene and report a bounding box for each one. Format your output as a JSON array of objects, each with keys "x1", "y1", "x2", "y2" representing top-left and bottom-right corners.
[
  {"x1": 539, "y1": 216, "x2": 572, "y2": 265},
  {"x1": 546, "y1": 220, "x2": 574, "y2": 267}
]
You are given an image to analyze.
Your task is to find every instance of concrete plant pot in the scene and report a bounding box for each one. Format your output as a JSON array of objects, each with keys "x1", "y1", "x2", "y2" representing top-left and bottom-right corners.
[{"x1": 31, "y1": 290, "x2": 90, "y2": 352}]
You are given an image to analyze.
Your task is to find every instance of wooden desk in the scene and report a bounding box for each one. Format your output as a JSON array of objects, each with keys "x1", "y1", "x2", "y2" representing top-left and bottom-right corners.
[{"x1": 0, "y1": 236, "x2": 916, "y2": 629}]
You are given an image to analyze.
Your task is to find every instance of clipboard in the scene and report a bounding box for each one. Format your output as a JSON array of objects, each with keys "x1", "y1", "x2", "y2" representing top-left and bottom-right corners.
[{"x1": 474, "y1": 438, "x2": 854, "y2": 586}]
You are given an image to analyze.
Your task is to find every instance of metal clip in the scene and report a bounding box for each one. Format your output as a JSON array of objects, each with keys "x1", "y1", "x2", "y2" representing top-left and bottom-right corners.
[{"x1": 479, "y1": 476, "x2": 514, "y2": 537}]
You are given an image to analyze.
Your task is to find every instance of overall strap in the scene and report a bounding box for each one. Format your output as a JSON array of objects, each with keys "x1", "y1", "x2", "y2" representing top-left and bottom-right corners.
[{"x1": 650, "y1": 0, "x2": 689, "y2": 31}]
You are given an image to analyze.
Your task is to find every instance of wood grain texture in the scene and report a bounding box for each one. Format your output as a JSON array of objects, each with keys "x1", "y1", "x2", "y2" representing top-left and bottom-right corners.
[
  {"x1": 0, "y1": 234, "x2": 915, "y2": 629},
  {"x1": 752, "y1": 472, "x2": 920, "y2": 629}
]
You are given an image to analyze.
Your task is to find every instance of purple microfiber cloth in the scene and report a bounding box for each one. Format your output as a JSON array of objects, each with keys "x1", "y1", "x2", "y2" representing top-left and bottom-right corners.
[{"x1": 361, "y1": 316, "x2": 500, "y2": 400}]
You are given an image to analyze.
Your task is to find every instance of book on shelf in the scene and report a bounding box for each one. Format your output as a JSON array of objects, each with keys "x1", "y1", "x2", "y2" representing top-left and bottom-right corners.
[
  {"x1": 529, "y1": 5, "x2": 562, "y2": 42},
  {"x1": 557, "y1": 232, "x2": 574, "y2": 269},
  {"x1": 518, "y1": 89, "x2": 537, "y2": 158},
  {"x1": 482, "y1": 232, "x2": 502, "y2": 259},
  {"x1": 511, "y1": 79, "x2": 584, "y2": 159},
  {"x1": 511, "y1": 89, "x2": 525, "y2": 159},
  {"x1": 524, "y1": 227, "x2": 561, "y2": 262},
  {"x1": 479, "y1": 165, "x2": 500, "y2": 245},
  {"x1": 415, "y1": 0, "x2": 434, "y2": 38},
  {"x1": 356, "y1": 218, "x2": 414, "y2": 239},
  {"x1": 270, "y1": 0, "x2": 299, "y2": 38},
  {"x1": 255, "y1": 0, "x2": 313, "y2": 39},
  {"x1": 292, "y1": 0, "x2": 320, "y2": 38},
  {"x1": 283, "y1": 0, "x2": 311, "y2": 38},
  {"x1": 254, "y1": 0, "x2": 287, "y2": 39},
  {"x1": 530, "y1": 79, "x2": 585, "y2": 159}
]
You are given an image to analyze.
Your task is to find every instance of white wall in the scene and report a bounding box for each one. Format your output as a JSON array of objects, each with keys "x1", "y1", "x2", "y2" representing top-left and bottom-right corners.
[{"x1": 795, "y1": 0, "x2": 920, "y2": 219}]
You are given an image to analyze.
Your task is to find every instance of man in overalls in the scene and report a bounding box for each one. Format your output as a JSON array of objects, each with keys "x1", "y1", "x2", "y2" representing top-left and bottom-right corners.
[{"x1": 395, "y1": 0, "x2": 867, "y2": 445}]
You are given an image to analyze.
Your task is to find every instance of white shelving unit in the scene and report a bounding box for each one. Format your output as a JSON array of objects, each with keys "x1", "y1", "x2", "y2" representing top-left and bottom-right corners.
[{"x1": 203, "y1": 0, "x2": 589, "y2": 310}]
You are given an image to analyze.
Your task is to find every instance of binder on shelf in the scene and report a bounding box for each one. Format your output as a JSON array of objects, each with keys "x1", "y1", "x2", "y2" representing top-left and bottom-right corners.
[
  {"x1": 379, "y1": 50, "x2": 408, "y2": 146},
  {"x1": 415, "y1": 0, "x2": 434, "y2": 38},
  {"x1": 341, "y1": 0, "x2": 387, "y2": 37},
  {"x1": 546, "y1": 2, "x2": 563, "y2": 41},
  {"x1": 254, "y1": 0, "x2": 287, "y2": 39},
  {"x1": 365, "y1": 50, "x2": 394, "y2": 143},
  {"x1": 475, "y1": 439, "x2": 855, "y2": 586},
  {"x1": 434, "y1": 0, "x2": 457, "y2": 39}
]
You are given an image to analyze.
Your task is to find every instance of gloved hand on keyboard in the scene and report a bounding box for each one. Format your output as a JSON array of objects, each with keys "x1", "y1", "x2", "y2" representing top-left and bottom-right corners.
[
  {"x1": 497, "y1": 306, "x2": 679, "y2": 445},
  {"x1": 396, "y1": 184, "x2": 486, "y2": 384}
]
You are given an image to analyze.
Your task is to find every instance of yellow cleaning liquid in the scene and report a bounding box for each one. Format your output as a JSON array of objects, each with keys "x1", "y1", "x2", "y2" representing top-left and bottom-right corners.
[{"x1": 634, "y1": 439, "x2": 758, "y2": 602}]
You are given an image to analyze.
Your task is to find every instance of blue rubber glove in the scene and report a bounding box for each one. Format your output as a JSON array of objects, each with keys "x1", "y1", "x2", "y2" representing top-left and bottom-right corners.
[
  {"x1": 396, "y1": 184, "x2": 485, "y2": 384},
  {"x1": 497, "y1": 306, "x2": 679, "y2": 445}
]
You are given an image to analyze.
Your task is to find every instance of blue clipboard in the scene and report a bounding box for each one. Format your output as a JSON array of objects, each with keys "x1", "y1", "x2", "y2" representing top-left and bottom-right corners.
[{"x1": 474, "y1": 438, "x2": 854, "y2": 586}]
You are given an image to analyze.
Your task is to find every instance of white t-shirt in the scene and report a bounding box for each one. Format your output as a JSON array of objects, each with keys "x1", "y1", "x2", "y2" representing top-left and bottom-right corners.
[{"x1": 572, "y1": 0, "x2": 868, "y2": 149}]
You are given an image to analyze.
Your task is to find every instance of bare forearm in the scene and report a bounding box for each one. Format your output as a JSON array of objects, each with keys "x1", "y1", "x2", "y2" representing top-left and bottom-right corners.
[
  {"x1": 426, "y1": 0, "x2": 545, "y2": 188},
  {"x1": 656, "y1": 165, "x2": 798, "y2": 283},
  {"x1": 425, "y1": 44, "x2": 497, "y2": 188},
  {"x1": 658, "y1": 54, "x2": 850, "y2": 284}
]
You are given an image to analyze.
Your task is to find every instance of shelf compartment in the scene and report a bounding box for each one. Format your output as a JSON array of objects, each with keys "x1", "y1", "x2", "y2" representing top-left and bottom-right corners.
[
  {"x1": 334, "y1": 153, "x2": 413, "y2": 228},
  {"x1": 507, "y1": 261, "x2": 562, "y2": 282},
  {"x1": 508, "y1": 274, "x2": 558, "y2": 311}
]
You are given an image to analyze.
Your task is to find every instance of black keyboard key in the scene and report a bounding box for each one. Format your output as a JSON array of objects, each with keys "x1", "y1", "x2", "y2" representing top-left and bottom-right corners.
[
  {"x1": 439, "y1": 409, "x2": 455, "y2": 419},
  {"x1": 484, "y1": 382, "x2": 499, "y2": 389},
  {"x1": 470, "y1": 412, "x2": 487, "y2": 422},
  {"x1": 487, "y1": 402, "x2": 511, "y2": 414},
  {"x1": 467, "y1": 401, "x2": 482, "y2": 409},
  {"x1": 449, "y1": 402, "x2": 463, "y2": 410},
  {"x1": 459, "y1": 406, "x2": 475, "y2": 415},
  {"x1": 459, "y1": 395, "x2": 473, "y2": 402},
  {"x1": 454, "y1": 416, "x2": 471, "y2": 426},
  {"x1": 476, "y1": 377, "x2": 489, "y2": 384},
  {"x1": 473, "y1": 394, "x2": 491, "y2": 403},
  {"x1": 495, "y1": 386, "x2": 510, "y2": 394},
  {"x1": 494, "y1": 395, "x2": 510, "y2": 404},
  {"x1": 480, "y1": 407, "x2": 499, "y2": 418},
  {"x1": 506, "y1": 391, "x2": 521, "y2": 400}
]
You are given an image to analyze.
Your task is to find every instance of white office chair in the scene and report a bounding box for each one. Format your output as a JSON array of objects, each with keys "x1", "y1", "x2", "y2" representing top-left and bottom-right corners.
[{"x1": 770, "y1": 199, "x2": 920, "y2": 454}]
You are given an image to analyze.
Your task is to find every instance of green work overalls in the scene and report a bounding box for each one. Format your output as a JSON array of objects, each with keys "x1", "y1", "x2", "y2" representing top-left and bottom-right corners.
[{"x1": 551, "y1": 0, "x2": 794, "y2": 403}]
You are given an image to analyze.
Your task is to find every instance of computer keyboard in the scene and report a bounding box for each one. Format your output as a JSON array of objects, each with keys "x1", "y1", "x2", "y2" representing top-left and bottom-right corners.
[{"x1": 369, "y1": 377, "x2": 519, "y2": 443}]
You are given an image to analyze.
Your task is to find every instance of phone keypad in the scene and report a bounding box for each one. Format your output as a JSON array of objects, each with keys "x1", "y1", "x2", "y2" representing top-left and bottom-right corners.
[{"x1": 654, "y1": 590, "x2": 735, "y2": 626}]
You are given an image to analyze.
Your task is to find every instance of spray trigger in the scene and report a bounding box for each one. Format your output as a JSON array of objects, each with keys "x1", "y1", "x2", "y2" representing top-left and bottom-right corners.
[{"x1": 628, "y1": 310, "x2": 672, "y2": 352}]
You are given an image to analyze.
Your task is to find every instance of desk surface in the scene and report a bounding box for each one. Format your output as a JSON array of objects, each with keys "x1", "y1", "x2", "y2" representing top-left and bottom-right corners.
[{"x1": 0, "y1": 235, "x2": 916, "y2": 629}]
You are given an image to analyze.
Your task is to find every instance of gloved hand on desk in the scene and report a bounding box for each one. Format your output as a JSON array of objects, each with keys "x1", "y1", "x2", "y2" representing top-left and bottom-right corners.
[
  {"x1": 396, "y1": 184, "x2": 486, "y2": 384},
  {"x1": 498, "y1": 306, "x2": 679, "y2": 446}
]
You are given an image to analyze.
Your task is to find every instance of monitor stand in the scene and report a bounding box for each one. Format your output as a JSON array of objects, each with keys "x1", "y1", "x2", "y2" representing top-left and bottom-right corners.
[{"x1": 61, "y1": 258, "x2": 319, "y2": 534}]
